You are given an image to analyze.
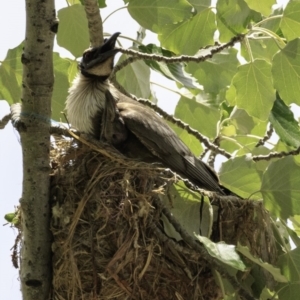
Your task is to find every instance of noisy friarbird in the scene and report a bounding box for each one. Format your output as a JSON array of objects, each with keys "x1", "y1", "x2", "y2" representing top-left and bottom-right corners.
[{"x1": 66, "y1": 32, "x2": 231, "y2": 195}]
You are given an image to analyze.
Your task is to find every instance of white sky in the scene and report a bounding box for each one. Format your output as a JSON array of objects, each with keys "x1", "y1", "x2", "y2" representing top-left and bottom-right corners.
[{"x1": 0, "y1": 0, "x2": 290, "y2": 299}]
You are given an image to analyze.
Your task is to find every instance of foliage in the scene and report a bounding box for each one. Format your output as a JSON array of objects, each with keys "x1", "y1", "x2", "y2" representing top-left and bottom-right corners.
[{"x1": 2, "y1": 0, "x2": 300, "y2": 299}]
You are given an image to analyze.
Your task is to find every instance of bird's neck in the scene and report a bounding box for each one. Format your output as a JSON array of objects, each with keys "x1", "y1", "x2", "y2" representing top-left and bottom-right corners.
[
  {"x1": 80, "y1": 70, "x2": 110, "y2": 81},
  {"x1": 65, "y1": 73, "x2": 118, "y2": 136}
]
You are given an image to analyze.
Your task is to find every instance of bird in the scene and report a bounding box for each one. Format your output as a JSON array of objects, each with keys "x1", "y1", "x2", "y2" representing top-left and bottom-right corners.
[{"x1": 66, "y1": 32, "x2": 232, "y2": 195}]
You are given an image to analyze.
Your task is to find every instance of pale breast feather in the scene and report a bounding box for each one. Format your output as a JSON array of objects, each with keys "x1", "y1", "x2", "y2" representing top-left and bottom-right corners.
[{"x1": 65, "y1": 74, "x2": 118, "y2": 135}]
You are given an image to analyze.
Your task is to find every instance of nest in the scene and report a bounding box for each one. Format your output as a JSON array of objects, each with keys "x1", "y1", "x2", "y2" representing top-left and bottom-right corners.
[{"x1": 50, "y1": 136, "x2": 277, "y2": 300}]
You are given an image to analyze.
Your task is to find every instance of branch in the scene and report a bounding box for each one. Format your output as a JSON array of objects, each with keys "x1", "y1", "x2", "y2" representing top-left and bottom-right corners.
[
  {"x1": 207, "y1": 136, "x2": 220, "y2": 168},
  {"x1": 136, "y1": 97, "x2": 231, "y2": 156},
  {"x1": 255, "y1": 124, "x2": 274, "y2": 147},
  {"x1": 84, "y1": 0, "x2": 103, "y2": 47},
  {"x1": 20, "y1": 0, "x2": 57, "y2": 299},
  {"x1": 0, "y1": 113, "x2": 11, "y2": 129},
  {"x1": 252, "y1": 146, "x2": 300, "y2": 161},
  {"x1": 112, "y1": 34, "x2": 245, "y2": 76}
]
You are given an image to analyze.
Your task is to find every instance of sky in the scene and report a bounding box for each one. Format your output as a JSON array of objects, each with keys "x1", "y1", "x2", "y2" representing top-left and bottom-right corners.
[{"x1": 0, "y1": 0, "x2": 290, "y2": 299}]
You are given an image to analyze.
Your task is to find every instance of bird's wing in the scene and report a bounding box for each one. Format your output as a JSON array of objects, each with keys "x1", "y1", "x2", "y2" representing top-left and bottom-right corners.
[
  {"x1": 116, "y1": 99, "x2": 224, "y2": 194},
  {"x1": 101, "y1": 90, "x2": 128, "y2": 145}
]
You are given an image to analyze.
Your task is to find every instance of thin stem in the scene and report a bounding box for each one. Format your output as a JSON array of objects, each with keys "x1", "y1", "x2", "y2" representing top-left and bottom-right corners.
[
  {"x1": 254, "y1": 15, "x2": 283, "y2": 27},
  {"x1": 102, "y1": 6, "x2": 127, "y2": 24},
  {"x1": 150, "y1": 81, "x2": 182, "y2": 96},
  {"x1": 235, "y1": 134, "x2": 269, "y2": 141},
  {"x1": 244, "y1": 36, "x2": 254, "y2": 62},
  {"x1": 250, "y1": 27, "x2": 286, "y2": 49},
  {"x1": 119, "y1": 35, "x2": 144, "y2": 46},
  {"x1": 221, "y1": 136, "x2": 244, "y2": 149},
  {"x1": 218, "y1": 117, "x2": 231, "y2": 133}
]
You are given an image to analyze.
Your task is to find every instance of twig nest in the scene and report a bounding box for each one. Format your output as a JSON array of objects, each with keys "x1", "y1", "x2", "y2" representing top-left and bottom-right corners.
[{"x1": 49, "y1": 137, "x2": 277, "y2": 300}]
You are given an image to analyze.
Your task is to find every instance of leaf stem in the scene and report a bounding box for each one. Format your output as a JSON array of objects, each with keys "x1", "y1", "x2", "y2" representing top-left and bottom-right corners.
[
  {"x1": 220, "y1": 136, "x2": 244, "y2": 148},
  {"x1": 250, "y1": 27, "x2": 286, "y2": 49},
  {"x1": 254, "y1": 15, "x2": 283, "y2": 27},
  {"x1": 118, "y1": 35, "x2": 144, "y2": 46},
  {"x1": 150, "y1": 81, "x2": 182, "y2": 96},
  {"x1": 244, "y1": 36, "x2": 254, "y2": 62},
  {"x1": 102, "y1": 6, "x2": 127, "y2": 24}
]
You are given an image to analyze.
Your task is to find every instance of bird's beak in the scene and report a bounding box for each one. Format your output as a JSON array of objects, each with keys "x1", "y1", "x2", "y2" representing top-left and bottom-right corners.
[{"x1": 82, "y1": 32, "x2": 121, "y2": 70}]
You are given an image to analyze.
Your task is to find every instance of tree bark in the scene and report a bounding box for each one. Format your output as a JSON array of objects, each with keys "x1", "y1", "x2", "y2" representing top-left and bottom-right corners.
[
  {"x1": 20, "y1": 0, "x2": 57, "y2": 299},
  {"x1": 84, "y1": 0, "x2": 103, "y2": 47}
]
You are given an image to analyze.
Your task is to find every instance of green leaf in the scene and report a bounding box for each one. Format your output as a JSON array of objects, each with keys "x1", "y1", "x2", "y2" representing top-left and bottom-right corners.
[
  {"x1": 230, "y1": 108, "x2": 256, "y2": 134},
  {"x1": 241, "y1": 39, "x2": 279, "y2": 63},
  {"x1": 244, "y1": 0, "x2": 275, "y2": 16},
  {"x1": 175, "y1": 96, "x2": 220, "y2": 139},
  {"x1": 187, "y1": 0, "x2": 210, "y2": 12},
  {"x1": 237, "y1": 244, "x2": 287, "y2": 282},
  {"x1": 4, "y1": 213, "x2": 16, "y2": 223},
  {"x1": 261, "y1": 156, "x2": 300, "y2": 218},
  {"x1": 272, "y1": 39, "x2": 300, "y2": 106},
  {"x1": 116, "y1": 54, "x2": 151, "y2": 98},
  {"x1": 159, "y1": 8, "x2": 216, "y2": 55},
  {"x1": 290, "y1": 215, "x2": 300, "y2": 236},
  {"x1": 277, "y1": 247, "x2": 300, "y2": 298},
  {"x1": 216, "y1": 0, "x2": 251, "y2": 41},
  {"x1": 69, "y1": 0, "x2": 81, "y2": 4},
  {"x1": 98, "y1": 0, "x2": 106, "y2": 8},
  {"x1": 67, "y1": 60, "x2": 79, "y2": 84},
  {"x1": 196, "y1": 235, "x2": 246, "y2": 271},
  {"x1": 225, "y1": 84, "x2": 237, "y2": 106},
  {"x1": 0, "y1": 43, "x2": 23, "y2": 104},
  {"x1": 160, "y1": 181, "x2": 204, "y2": 241},
  {"x1": 52, "y1": 53, "x2": 74, "y2": 121},
  {"x1": 274, "y1": 219, "x2": 294, "y2": 251},
  {"x1": 219, "y1": 156, "x2": 262, "y2": 198},
  {"x1": 4, "y1": 211, "x2": 19, "y2": 225},
  {"x1": 186, "y1": 48, "x2": 239, "y2": 93},
  {"x1": 278, "y1": 248, "x2": 300, "y2": 284},
  {"x1": 127, "y1": 0, "x2": 193, "y2": 33},
  {"x1": 0, "y1": 44, "x2": 75, "y2": 121},
  {"x1": 57, "y1": 5, "x2": 89, "y2": 58},
  {"x1": 139, "y1": 44, "x2": 200, "y2": 89},
  {"x1": 280, "y1": 0, "x2": 300, "y2": 41},
  {"x1": 232, "y1": 60, "x2": 275, "y2": 121},
  {"x1": 269, "y1": 95, "x2": 300, "y2": 148},
  {"x1": 277, "y1": 282, "x2": 300, "y2": 300},
  {"x1": 285, "y1": 223, "x2": 300, "y2": 248}
]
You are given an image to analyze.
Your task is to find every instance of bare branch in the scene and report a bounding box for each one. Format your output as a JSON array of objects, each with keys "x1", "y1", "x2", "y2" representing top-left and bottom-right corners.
[
  {"x1": 0, "y1": 113, "x2": 11, "y2": 129},
  {"x1": 255, "y1": 124, "x2": 274, "y2": 147},
  {"x1": 253, "y1": 146, "x2": 300, "y2": 161},
  {"x1": 207, "y1": 136, "x2": 220, "y2": 168},
  {"x1": 112, "y1": 34, "x2": 245, "y2": 76},
  {"x1": 84, "y1": 0, "x2": 103, "y2": 47}
]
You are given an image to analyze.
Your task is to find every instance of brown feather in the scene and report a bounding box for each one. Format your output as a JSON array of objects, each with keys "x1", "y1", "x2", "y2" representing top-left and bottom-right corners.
[{"x1": 104, "y1": 91, "x2": 226, "y2": 194}]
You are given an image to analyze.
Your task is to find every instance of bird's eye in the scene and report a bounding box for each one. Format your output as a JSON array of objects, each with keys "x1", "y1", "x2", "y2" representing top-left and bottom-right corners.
[{"x1": 84, "y1": 52, "x2": 91, "y2": 60}]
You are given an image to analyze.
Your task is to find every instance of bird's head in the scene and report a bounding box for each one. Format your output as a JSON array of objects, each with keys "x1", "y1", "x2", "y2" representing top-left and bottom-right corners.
[{"x1": 80, "y1": 32, "x2": 121, "y2": 79}]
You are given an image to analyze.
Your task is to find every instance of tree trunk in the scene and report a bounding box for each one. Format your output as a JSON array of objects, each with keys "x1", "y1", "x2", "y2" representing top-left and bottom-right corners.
[{"x1": 19, "y1": 0, "x2": 57, "y2": 299}]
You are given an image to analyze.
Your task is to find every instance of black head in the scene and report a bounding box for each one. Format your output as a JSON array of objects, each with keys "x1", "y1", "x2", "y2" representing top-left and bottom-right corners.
[{"x1": 80, "y1": 32, "x2": 121, "y2": 78}]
